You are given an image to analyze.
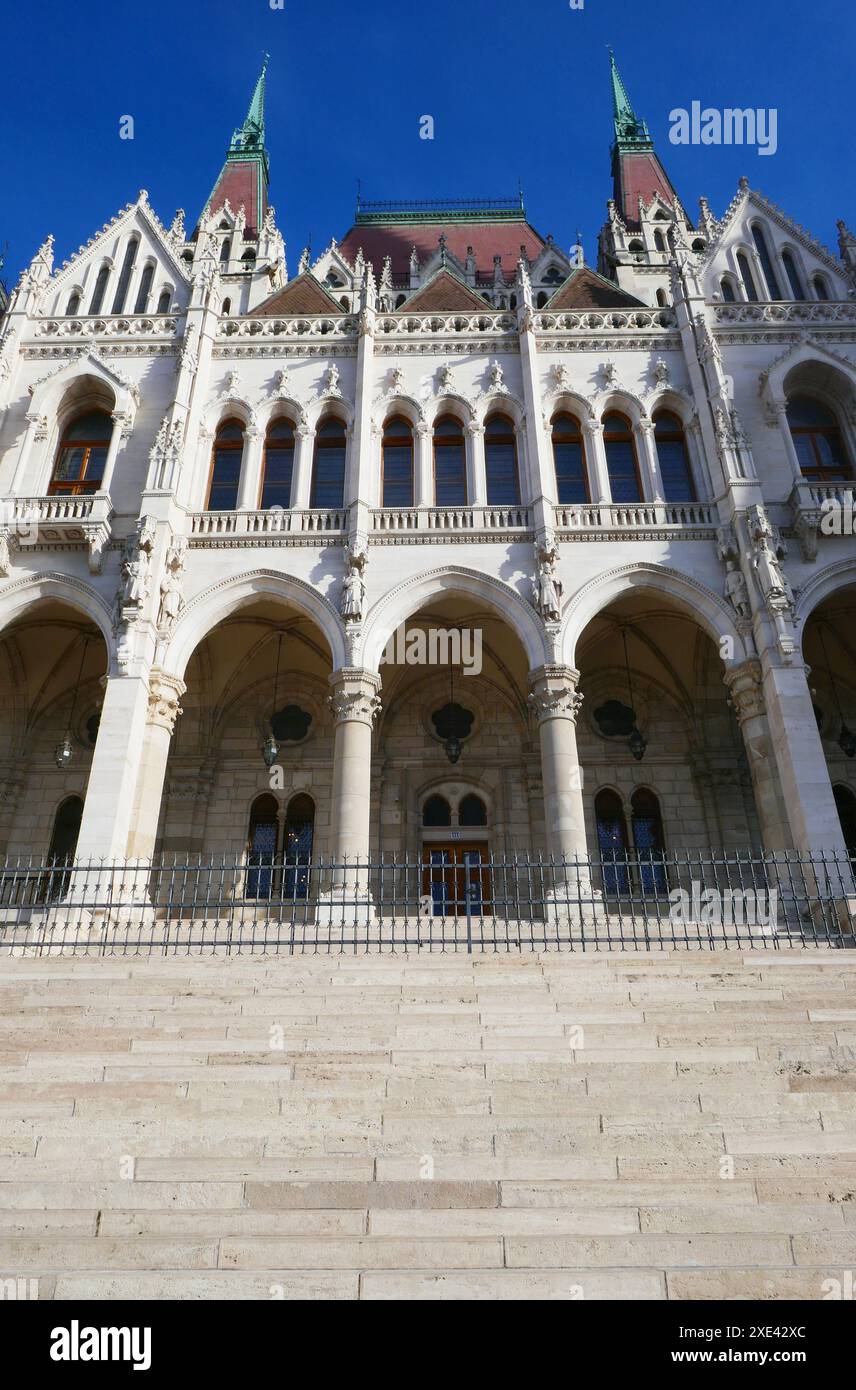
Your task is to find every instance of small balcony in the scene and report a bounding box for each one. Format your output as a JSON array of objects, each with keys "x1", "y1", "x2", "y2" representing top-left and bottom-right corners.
[
  {"x1": 789, "y1": 479, "x2": 856, "y2": 561},
  {"x1": 1, "y1": 493, "x2": 113, "y2": 573}
]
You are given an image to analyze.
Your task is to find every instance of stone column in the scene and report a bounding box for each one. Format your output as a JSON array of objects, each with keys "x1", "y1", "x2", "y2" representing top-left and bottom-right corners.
[
  {"x1": 527, "y1": 665, "x2": 588, "y2": 861},
  {"x1": 74, "y1": 673, "x2": 153, "y2": 861},
  {"x1": 291, "y1": 425, "x2": 315, "y2": 509},
  {"x1": 724, "y1": 660, "x2": 793, "y2": 850},
  {"x1": 100, "y1": 412, "x2": 129, "y2": 496},
  {"x1": 467, "y1": 422, "x2": 486, "y2": 506},
  {"x1": 320, "y1": 668, "x2": 381, "y2": 917},
  {"x1": 236, "y1": 426, "x2": 263, "y2": 510},
  {"x1": 638, "y1": 418, "x2": 665, "y2": 503},
  {"x1": 327, "y1": 668, "x2": 381, "y2": 861},
  {"x1": 583, "y1": 421, "x2": 611, "y2": 503},
  {"x1": 125, "y1": 672, "x2": 186, "y2": 860},
  {"x1": 415, "y1": 421, "x2": 433, "y2": 507}
]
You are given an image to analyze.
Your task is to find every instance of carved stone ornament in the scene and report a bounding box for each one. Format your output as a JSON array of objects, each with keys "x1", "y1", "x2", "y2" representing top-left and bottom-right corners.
[
  {"x1": 528, "y1": 667, "x2": 584, "y2": 723},
  {"x1": 147, "y1": 672, "x2": 186, "y2": 733},
  {"x1": 328, "y1": 670, "x2": 382, "y2": 726}
]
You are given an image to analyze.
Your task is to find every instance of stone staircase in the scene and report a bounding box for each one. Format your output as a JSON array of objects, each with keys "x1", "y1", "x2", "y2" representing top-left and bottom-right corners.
[{"x1": 0, "y1": 950, "x2": 855, "y2": 1300}]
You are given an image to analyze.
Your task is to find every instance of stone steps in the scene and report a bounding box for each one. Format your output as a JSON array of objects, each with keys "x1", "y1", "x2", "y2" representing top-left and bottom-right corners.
[{"x1": 0, "y1": 952, "x2": 854, "y2": 1300}]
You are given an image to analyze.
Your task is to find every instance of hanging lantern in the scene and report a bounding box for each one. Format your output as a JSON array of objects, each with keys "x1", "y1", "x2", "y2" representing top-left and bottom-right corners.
[
  {"x1": 443, "y1": 734, "x2": 462, "y2": 766},
  {"x1": 54, "y1": 735, "x2": 74, "y2": 770},
  {"x1": 54, "y1": 636, "x2": 89, "y2": 770},
  {"x1": 261, "y1": 632, "x2": 284, "y2": 769}
]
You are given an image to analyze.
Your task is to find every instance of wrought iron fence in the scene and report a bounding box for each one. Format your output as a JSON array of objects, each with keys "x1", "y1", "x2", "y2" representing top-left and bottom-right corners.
[{"x1": 0, "y1": 850, "x2": 854, "y2": 955}]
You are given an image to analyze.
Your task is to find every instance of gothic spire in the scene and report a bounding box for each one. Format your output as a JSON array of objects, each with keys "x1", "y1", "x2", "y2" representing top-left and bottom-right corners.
[
  {"x1": 200, "y1": 55, "x2": 271, "y2": 237},
  {"x1": 609, "y1": 50, "x2": 652, "y2": 151},
  {"x1": 231, "y1": 52, "x2": 269, "y2": 154},
  {"x1": 607, "y1": 51, "x2": 685, "y2": 228}
]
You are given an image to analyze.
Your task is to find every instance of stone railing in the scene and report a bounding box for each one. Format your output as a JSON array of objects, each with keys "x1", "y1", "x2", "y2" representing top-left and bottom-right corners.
[
  {"x1": 0, "y1": 493, "x2": 113, "y2": 572},
  {"x1": 189, "y1": 508, "x2": 347, "y2": 538},
  {"x1": 218, "y1": 316, "x2": 356, "y2": 339},
  {"x1": 371, "y1": 504, "x2": 533, "y2": 533},
  {"x1": 375, "y1": 312, "x2": 517, "y2": 337},
  {"x1": 34, "y1": 315, "x2": 179, "y2": 338},
  {"x1": 713, "y1": 300, "x2": 856, "y2": 327},
  {"x1": 535, "y1": 308, "x2": 676, "y2": 332},
  {"x1": 788, "y1": 479, "x2": 856, "y2": 561},
  {"x1": 554, "y1": 501, "x2": 715, "y2": 532}
]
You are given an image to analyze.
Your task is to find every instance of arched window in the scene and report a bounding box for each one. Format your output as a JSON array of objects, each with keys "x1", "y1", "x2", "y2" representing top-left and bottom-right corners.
[
  {"x1": 631, "y1": 787, "x2": 667, "y2": 893},
  {"x1": 720, "y1": 277, "x2": 737, "y2": 303},
  {"x1": 65, "y1": 291, "x2": 81, "y2": 316},
  {"x1": 220, "y1": 238, "x2": 231, "y2": 264},
  {"x1": 781, "y1": 250, "x2": 804, "y2": 300},
  {"x1": 206, "y1": 418, "x2": 245, "y2": 510},
  {"x1": 433, "y1": 415, "x2": 467, "y2": 506},
  {"x1": 654, "y1": 230, "x2": 666, "y2": 253},
  {"x1": 786, "y1": 397, "x2": 852, "y2": 481},
  {"x1": 653, "y1": 411, "x2": 695, "y2": 502},
  {"x1": 111, "y1": 238, "x2": 139, "y2": 314},
  {"x1": 656, "y1": 289, "x2": 668, "y2": 307},
  {"x1": 536, "y1": 291, "x2": 548, "y2": 308},
  {"x1": 423, "y1": 795, "x2": 452, "y2": 827},
  {"x1": 246, "y1": 794, "x2": 278, "y2": 900},
  {"x1": 311, "y1": 417, "x2": 347, "y2": 508},
  {"x1": 459, "y1": 793, "x2": 487, "y2": 827},
  {"x1": 156, "y1": 288, "x2": 172, "y2": 313},
  {"x1": 551, "y1": 412, "x2": 589, "y2": 503},
  {"x1": 833, "y1": 785, "x2": 856, "y2": 860},
  {"x1": 603, "y1": 412, "x2": 642, "y2": 503},
  {"x1": 751, "y1": 225, "x2": 782, "y2": 299},
  {"x1": 595, "y1": 789, "x2": 629, "y2": 895},
  {"x1": 484, "y1": 413, "x2": 520, "y2": 505},
  {"x1": 49, "y1": 410, "x2": 112, "y2": 496},
  {"x1": 737, "y1": 252, "x2": 759, "y2": 303},
  {"x1": 284, "y1": 793, "x2": 314, "y2": 900},
  {"x1": 222, "y1": 298, "x2": 232, "y2": 316},
  {"x1": 260, "y1": 418, "x2": 295, "y2": 509},
  {"x1": 44, "y1": 795, "x2": 84, "y2": 902},
  {"x1": 88, "y1": 265, "x2": 110, "y2": 315},
  {"x1": 382, "y1": 416, "x2": 414, "y2": 507},
  {"x1": 133, "y1": 263, "x2": 155, "y2": 314},
  {"x1": 812, "y1": 274, "x2": 830, "y2": 302},
  {"x1": 241, "y1": 249, "x2": 257, "y2": 267}
]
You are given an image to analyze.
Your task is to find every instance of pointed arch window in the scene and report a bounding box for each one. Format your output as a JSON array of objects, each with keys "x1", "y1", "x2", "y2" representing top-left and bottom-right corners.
[
  {"x1": 781, "y1": 250, "x2": 804, "y2": 300},
  {"x1": 206, "y1": 418, "x2": 245, "y2": 510},
  {"x1": 551, "y1": 412, "x2": 589, "y2": 504},
  {"x1": 246, "y1": 794, "x2": 279, "y2": 900},
  {"x1": 284, "y1": 793, "x2": 314, "y2": 900},
  {"x1": 654, "y1": 230, "x2": 667, "y2": 253},
  {"x1": 43, "y1": 795, "x2": 84, "y2": 902},
  {"x1": 813, "y1": 274, "x2": 830, "y2": 301},
  {"x1": 156, "y1": 288, "x2": 172, "y2": 313},
  {"x1": 751, "y1": 224, "x2": 782, "y2": 299},
  {"x1": 603, "y1": 412, "x2": 642, "y2": 503},
  {"x1": 720, "y1": 277, "x2": 737, "y2": 302},
  {"x1": 133, "y1": 263, "x2": 155, "y2": 314},
  {"x1": 484, "y1": 413, "x2": 520, "y2": 505},
  {"x1": 88, "y1": 265, "x2": 110, "y2": 315},
  {"x1": 653, "y1": 411, "x2": 696, "y2": 502},
  {"x1": 220, "y1": 238, "x2": 231, "y2": 264},
  {"x1": 65, "y1": 291, "x2": 81, "y2": 316},
  {"x1": 260, "y1": 418, "x2": 295, "y2": 509},
  {"x1": 49, "y1": 409, "x2": 112, "y2": 496},
  {"x1": 310, "y1": 417, "x2": 347, "y2": 508},
  {"x1": 595, "y1": 789, "x2": 629, "y2": 895},
  {"x1": 111, "y1": 238, "x2": 139, "y2": 314},
  {"x1": 433, "y1": 415, "x2": 467, "y2": 506},
  {"x1": 786, "y1": 396, "x2": 852, "y2": 481},
  {"x1": 382, "y1": 416, "x2": 414, "y2": 507},
  {"x1": 737, "y1": 252, "x2": 759, "y2": 302},
  {"x1": 631, "y1": 787, "x2": 668, "y2": 893}
]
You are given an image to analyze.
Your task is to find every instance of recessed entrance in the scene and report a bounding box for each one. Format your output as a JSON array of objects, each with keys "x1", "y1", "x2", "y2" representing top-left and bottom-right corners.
[{"x1": 422, "y1": 843, "x2": 493, "y2": 917}]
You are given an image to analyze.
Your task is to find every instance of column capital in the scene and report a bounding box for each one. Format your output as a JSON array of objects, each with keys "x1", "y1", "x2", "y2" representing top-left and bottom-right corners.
[
  {"x1": 147, "y1": 670, "x2": 186, "y2": 733},
  {"x1": 527, "y1": 665, "x2": 583, "y2": 723},
  {"x1": 328, "y1": 667, "x2": 382, "y2": 726},
  {"x1": 724, "y1": 659, "x2": 765, "y2": 725}
]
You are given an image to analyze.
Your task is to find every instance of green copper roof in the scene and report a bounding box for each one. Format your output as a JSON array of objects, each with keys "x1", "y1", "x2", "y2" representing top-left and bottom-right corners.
[
  {"x1": 610, "y1": 50, "x2": 653, "y2": 151},
  {"x1": 230, "y1": 53, "x2": 269, "y2": 155}
]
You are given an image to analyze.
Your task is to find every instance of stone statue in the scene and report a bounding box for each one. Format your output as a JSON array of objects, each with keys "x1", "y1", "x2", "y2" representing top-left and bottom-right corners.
[
  {"x1": 724, "y1": 558, "x2": 751, "y2": 621},
  {"x1": 532, "y1": 541, "x2": 563, "y2": 622},
  {"x1": 753, "y1": 535, "x2": 794, "y2": 611},
  {"x1": 158, "y1": 539, "x2": 187, "y2": 637},
  {"x1": 340, "y1": 545, "x2": 367, "y2": 622}
]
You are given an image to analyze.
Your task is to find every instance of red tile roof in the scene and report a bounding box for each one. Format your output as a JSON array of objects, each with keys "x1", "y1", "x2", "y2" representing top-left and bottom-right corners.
[
  {"x1": 547, "y1": 266, "x2": 645, "y2": 310},
  {"x1": 206, "y1": 161, "x2": 266, "y2": 236},
  {"x1": 339, "y1": 219, "x2": 545, "y2": 280},
  {"x1": 402, "y1": 270, "x2": 491, "y2": 312},
  {"x1": 251, "y1": 273, "x2": 344, "y2": 316},
  {"x1": 615, "y1": 151, "x2": 682, "y2": 228}
]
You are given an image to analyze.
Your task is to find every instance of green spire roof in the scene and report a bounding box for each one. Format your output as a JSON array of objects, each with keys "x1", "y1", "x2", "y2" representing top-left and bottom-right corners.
[
  {"x1": 230, "y1": 53, "x2": 269, "y2": 155},
  {"x1": 609, "y1": 50, "x2": 653, "y2": 151}
]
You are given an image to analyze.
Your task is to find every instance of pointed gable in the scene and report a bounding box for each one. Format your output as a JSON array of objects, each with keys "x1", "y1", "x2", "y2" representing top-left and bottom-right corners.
[
  {"x1": 547, "y1": 267, "x2": 645, "y2": 310},
  {"x1": 401, "y1": 270, "x2": 490, "y2": 312},
  {"x1": 250, "y1": 273, "x2": 345, "y2": 316}
]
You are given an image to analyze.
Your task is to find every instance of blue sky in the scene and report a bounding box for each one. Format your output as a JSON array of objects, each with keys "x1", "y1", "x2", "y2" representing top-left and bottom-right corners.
[{"x1": 3, "y1": 0, "x2": 853, "y2": 284}]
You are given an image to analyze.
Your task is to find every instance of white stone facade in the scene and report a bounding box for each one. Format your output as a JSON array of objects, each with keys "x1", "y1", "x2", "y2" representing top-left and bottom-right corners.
[{"x1": 2, "y1": 83, "x2": 856, "y2": 878}]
